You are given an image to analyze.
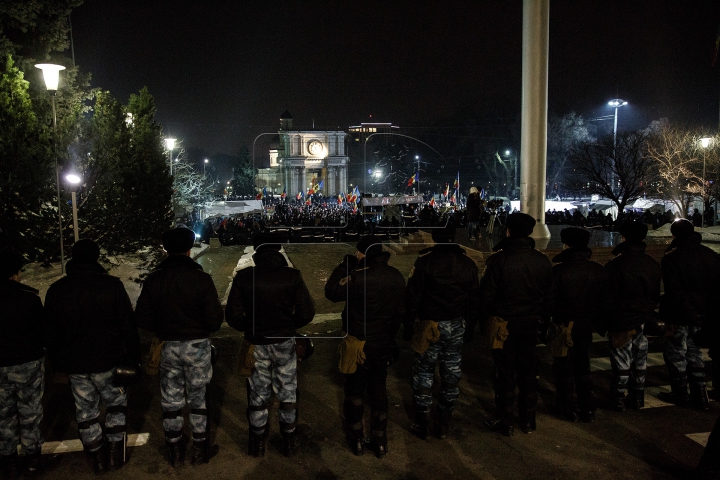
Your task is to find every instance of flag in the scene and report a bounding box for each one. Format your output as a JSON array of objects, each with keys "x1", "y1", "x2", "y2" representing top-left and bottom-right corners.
[
  {"x1": 407, "y1": 172, "x2": 417, "y2": 187},
  {"x1": 281, "y1": 187, "x2": 286, "y2": 199},
  {"x1": 444, "y1": 183, "x2": 449, "y2": 198},
  {"x1": 353, "y1": 186, "x2": 360, "y2": 204},
  {"x1": 451, "y1": 192, "x2": 456, "y2": 204},
  {"x1": 305, "y1": 198, "x2": 311, "y2": 205},
  {"x1": 296, "y1": 191, "x2": 304, "y2": 200},
  {"x1": 256, "y1": 191, "x2": 263, "y2": 200},
  {"x1": 346, "y1": 193, "x2": 352, "y2": 203},
  {"x1": 308, "y1": 186, "x2": 315, "y2": 195},
  {"x1": 262, "y1": 187, "x2": 267, "y2": 198},
  {"x1": 318, "y1": 179, "x2": 324, "y2": 190},
  {"x1": 337, "y1": 192, "x2": 344, "y2": 204},
  {"x1": 429, "y1": 197, "x2": 435, "y2": 206},
  {"x1": 454, "y1": 172, "x2": 459, "y2": 190},
  {"x1": 480, "y1": 187, "x2": 485, "y2": 199}
]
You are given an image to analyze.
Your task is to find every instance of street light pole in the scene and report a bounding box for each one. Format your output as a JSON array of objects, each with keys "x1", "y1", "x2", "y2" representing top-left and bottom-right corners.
[
  {"x1": 66, "y1": 174, "x2": 82, "y2": 242},
  {"x1": 701, "y1": 137, "x2": 712, "y2": 228},
  {"x1": 608, "y1": 99, "x2": 628, "y2": 194},
  {"x1": 36, "y1": 63, "x2": 67, "y2": 274},
  {"x1": 204, "y1": 158, "x2": 208, "y2": 176}
]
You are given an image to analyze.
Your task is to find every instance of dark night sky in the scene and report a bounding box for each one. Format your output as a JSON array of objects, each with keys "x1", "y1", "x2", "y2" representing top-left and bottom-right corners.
[{"x1": 69, "y1": 0, "x2": 720, "y2": 156}]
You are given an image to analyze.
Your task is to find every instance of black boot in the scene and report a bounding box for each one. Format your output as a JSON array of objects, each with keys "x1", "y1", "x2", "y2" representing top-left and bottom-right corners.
[
  {"x1": 410, "y1": 404, "x2": 432, "y2": 441},
  {"x1": 281, "y1": 430, "x2": 299, "y2": 457},
  {"x1": 248, "y1": 427, "x2": 268, "y2": 458},
  {"x1": 343, "y1": 397, "x2": 365, "y2": 455},
  {"x1": 658, "y1": 373, "x2": 688, "y2": 406},
  {"x1": 368, "y1": 432, "x2": 387, "y2": 459},
  {"x1": 626, "y1": 388, "x2": 645, "y2": 410},
  {"x1": 191, "y1": 439, "x2": 219, "y2": 465},
  {"x1": 484, "y1": 418, "x2": 514, "y2": 437},
  {"x1": 89, "y1": 444, "x2": 107, "y2": 475},
  {"x1": 608, "y1": 375, "x2": 627, "y2": 412},
  {"x1": 166, "y1": 440, "x2": 184, "y2": 467},
  {"x1": 436, "y1": 412, "x2": 452, "y2": 439},
  {"x1": 346, "y1": 429, "x2": 365, "y2": 456},
  {"x1": 107, "y1": 437, "x2": 126, "y2": 471},
  {"x1": 1, "y1": 453, "x2": 22, "y2": 479},
  {"x1": 24, "y1": 452, "x2": 46, "y2": 477},
  {"x1": 690, "y1": 383, "x2": 710, "y2": 411}
]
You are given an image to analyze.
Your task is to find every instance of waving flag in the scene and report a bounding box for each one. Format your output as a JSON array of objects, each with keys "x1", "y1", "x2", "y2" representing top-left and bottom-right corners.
[
  {"x1": 318, "y1": 179, "x2": 324, "y2": 191},
  {"x1": 444, "y1": 183, "x2": 449, "y2": 198},
  {"x1": 451, "y1": 192, "x2": 456, "y2": 204},
  {"x1": 454, "y1": 172, "x2": 459, "y2": 191},
  {"x1": 262, "y1": 187, "x2": 267, "y2": 199},
  {"x1": 429, "y1": 197, "x2": 435, "y2": 206},
  {"x1": 256, "y1": 191, "x2": 263, "y2": 200},
  {"x1": 296, "y1": 191, "x2": 304, "y2": 200},
  {"x1": 305, "y1": 198, "x2": 311, "y2": 205},
  {"x1": 281, "y1": 187, "x2": 286, "y2": 199},
  {"x1": 338, "y1": 192, "x2": 344, "y2": 204},
  {"x1": 407, "y1": 172, "x2": 417, "y2": 187},
  {"x1": 353, "y1": 186, "x2": 360, "y2": 204}
]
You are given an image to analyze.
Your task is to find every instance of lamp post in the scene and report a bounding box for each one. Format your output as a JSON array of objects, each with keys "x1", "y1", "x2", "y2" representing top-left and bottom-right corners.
[
  {"x1": 608, "y1": 99, "x2": 628, "y2": 194},
  {"x1": 35, "y1": 63, "x2": 67, "y2": 273},
  {"x1": 204, "y1": 158, "x2": 209, "y2": 176},
  {"x1": 701, "y1": 137, "x2": 712, "y2": 227},
  {"x1": 65, "y1": 174, "x2": 82, "y2": 242},
  {"x1": 165, "y1": 138, "x2": 176, "y2": 175}
]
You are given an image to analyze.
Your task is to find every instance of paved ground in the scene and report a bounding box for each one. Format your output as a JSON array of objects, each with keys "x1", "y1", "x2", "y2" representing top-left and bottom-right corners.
[{"x1": 35, "y1": 236, "x2": 719, "y2": 479}]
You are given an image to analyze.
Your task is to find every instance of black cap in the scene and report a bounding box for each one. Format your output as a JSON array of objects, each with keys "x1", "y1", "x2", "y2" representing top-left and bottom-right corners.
[
  {"x1": 0, "y1": 250, "x2": 25, "y2": 278},
  {"x1": 71, "y1": 239, "x2": 100, "y2": 264},
  {"x1": 356, "y1": 235, "x2": 383, "y2": 259},
  {"x1": 560, "y1": 228, "x2": 591, "y2": 248},
  {"x1": 619, "y1": 219, "x2": 648, "y2": 242},
  {"x1": 162, "y1": 226, "x2": 195, "y2": 254},
  {"x1": 670, "y1": 218, "x2": 694, "y2": 239},
  {"x1": 431, "y1": 219, "x2": 456, "y2": 243},
  {"x1": 506, "y1": 212, "x2": 536, "y2": 237},
  {"x1": 252, "y1": 233, "x2": 282, "y2": 252}
]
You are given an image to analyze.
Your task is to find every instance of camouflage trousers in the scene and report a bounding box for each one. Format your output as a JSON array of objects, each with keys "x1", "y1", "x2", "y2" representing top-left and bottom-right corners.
[
  {"x1": 0, "y1": 359, "x2": 44, "y2": 456},
  {"x1": 248, "y1": 339, "x2": 297, "y2": 433},
  {"x1": 68, "y1": 368, "x2": 126, "y2": 451},
  {"x1": 160, "y1": 339, "x2": 212, "y2": 444},
  {"x1": 609, "y1": 325, "x2": 648, "y2": 393},
  {"x1": 412, "y1": 318, "x2": 465, "y2": 415},
  {"x1": 664, "y1": 325, "x2": 705, "y2": 386}
]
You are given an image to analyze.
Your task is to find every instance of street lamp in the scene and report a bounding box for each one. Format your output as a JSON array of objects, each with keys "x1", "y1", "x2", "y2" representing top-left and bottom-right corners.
[
  {"x1": 701, "y1": 137, "x2": 713, "y2": 227},
  {"x1": 608, "y1": 99, "x2": 628, "y2": 193},
  {"x1": 35, "y1": 63, "x2": 67, "y2": 273},
  {"x1": 204, "y1": 158, "x2": 209, "y2": 176},
  {"x1": 164, "y1": 138, "x2": 176, "y2": 175},
  {"x1": 65, "y1": 173, "x2": 82, "y2": 242}
]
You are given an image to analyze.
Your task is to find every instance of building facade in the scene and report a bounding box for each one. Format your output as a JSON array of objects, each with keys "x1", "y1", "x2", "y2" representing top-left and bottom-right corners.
[{"x1": 257, "y1": 110, "x2": 350, "y2": 197}]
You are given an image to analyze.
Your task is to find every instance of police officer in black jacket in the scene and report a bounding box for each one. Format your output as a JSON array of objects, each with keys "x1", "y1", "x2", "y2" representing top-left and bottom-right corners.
[
  {"x1": 44, "y1": 240, "x2": 140, "y2": 474},
  {"x1": 326, "y1": 235, "x2": 406, "y2": 458},
  {"x1": 481, "y1": 213, "x2": 555, "y2": 436},
  {"x1": 601, "y1": 220, "x2": 661, "y2": 412},
  {"x1": 225, "y1": 235, "x2": 315, "y2": 457},
  {"x1": 404, "y1": 220, "x2": 480, "y2": 440},
  {"x1": 658, "y1": 219, "x2": 720, "y2": 409},
  {"x1": 136, "y1": 226, "x2": 224, "y2": 466},
  {"x1": 0, "y1": 250, "x2": 45, "y2": 477},
  {"x1": 551, "y1": 228, "x2": 606, "y2": 422}
]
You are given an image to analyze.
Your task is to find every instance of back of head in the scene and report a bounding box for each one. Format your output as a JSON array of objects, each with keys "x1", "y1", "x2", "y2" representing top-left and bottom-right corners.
[
  {"x1": 356, "y1": 235, "x2": 383, "y2": 259},
  {"x1": 505, "y1": 212, "x2": 535, "y2": 237},
  {"x1": 469, "y1": 186, "x2": 479, "y2": 195},
  {"x1": 71, "y1": 239, "x2": 100, "y2": 264},
  {"x1": 431, "y1": 218, "x2": 456, "y2": 243},
  {"x1": 0, "y1": 249, "x2": 25, "y2": 279},
  {"x1": 560, "y1": 227, "x2": 591, "y2": 249},
  {"x1": 162, "y1": 226, "x2": 196, "y2": 254},
  {"x1": 670, "y1": 218, "x2": 694, "y2": 239},
  {"x1": 618, "y1": 219, "x2": 648, "y2": 243},
  {"x1": 252, "y1": 232, "x2": 282, "y2": 253}
]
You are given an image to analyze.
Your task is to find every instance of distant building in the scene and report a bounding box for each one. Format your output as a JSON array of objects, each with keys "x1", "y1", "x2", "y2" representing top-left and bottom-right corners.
[
  {"x1": 256, "y1": 109, "x2": 350, "y2": 196},
  {"x1": 348, "y1": 122, "x2": 399, "y2": 144}
]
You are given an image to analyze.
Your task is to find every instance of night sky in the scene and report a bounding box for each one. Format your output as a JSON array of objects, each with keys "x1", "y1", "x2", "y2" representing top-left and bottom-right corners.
[{"x1": 69, "y1": 0, "x2": 720, "y2": 157}]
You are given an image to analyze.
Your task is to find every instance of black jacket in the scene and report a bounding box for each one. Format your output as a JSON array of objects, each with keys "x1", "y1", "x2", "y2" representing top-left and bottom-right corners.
[
  {"x1": 136, "y1": 254, "x2": 223, "y2": 341},
  {"x1": 225, "y1": 249, "x2": 315, "y2": 344},
  {"x1": 325, "y1": 252, "x2": 406, "y2": 344},
  {"x1": 660, "y1": 232, "x2": 720, "y2": 326},
  {"x1": 44, "y1": 261, "x2": 140, "y2": 374},
  {"x1": 551, "y1": 247, "x2": 607, "y2": 328},
  {"x1": 466, "y1": 193, "x2": 482, "y2": 222},
  {"x1": 0, "y1": 279, "x2": 44, "y2": 367},
  {"x1": 404, "y1": 244, "x2": 480, "y2": 329},
  {"x1": 480, "y1": 236, "x2": 555, "y2": 320},
  {"x1": 603, "y1": 241, "x2": 661, "y2": 333}
]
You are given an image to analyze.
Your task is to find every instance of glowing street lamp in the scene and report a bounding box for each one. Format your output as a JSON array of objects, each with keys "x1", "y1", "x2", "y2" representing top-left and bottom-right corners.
[
  {"x1": 65, "y1": 174, "x2": 82, "y2": 242},
  {"x1": 701, "y1": 137, "x2": 713, "y2": 227},
  {"x1": 164, "y1": 138, "x2": 176, "y2": 175},
  {"x1": 204, "y1": 158, "x2": 209, "y2": 176},
  {"x1": 35, "y1": 63, "x2": 67, "y2": 273},
  {"x1": 608, "y1": 99, "x2": 628, "y2": 193}
]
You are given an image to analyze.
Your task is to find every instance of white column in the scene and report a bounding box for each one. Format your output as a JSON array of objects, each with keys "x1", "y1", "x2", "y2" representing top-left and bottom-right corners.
[{"x1": 520, "y1": 0, "x2": 551, "y2": 239}]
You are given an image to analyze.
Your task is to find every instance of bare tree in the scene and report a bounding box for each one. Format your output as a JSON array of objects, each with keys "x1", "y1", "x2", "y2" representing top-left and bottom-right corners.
[
  {"x1": 644, "y1": 123, "x2": 720, "y2": 217},
  {"x1": 567, "y1": 131, "x2": 653, "y2": 218},
  {"x1": 172, "y1": 147, "x2": 217, "y2": 213}
]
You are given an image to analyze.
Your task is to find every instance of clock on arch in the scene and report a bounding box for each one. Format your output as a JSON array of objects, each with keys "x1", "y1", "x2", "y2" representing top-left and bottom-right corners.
[{"x1": 308, "y1": 140, "x2": 323, "y2": 156}]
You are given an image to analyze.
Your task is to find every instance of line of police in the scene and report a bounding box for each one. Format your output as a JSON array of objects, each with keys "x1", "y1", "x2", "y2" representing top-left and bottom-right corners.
[{"x1": 2, "y1": 212, "x2": 720, "y2": 477}]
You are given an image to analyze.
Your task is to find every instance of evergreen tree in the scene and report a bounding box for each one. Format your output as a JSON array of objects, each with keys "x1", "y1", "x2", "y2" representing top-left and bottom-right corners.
[{"x1": 232, "y1": 145, "x2": 256, "y2": 196}]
